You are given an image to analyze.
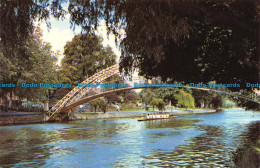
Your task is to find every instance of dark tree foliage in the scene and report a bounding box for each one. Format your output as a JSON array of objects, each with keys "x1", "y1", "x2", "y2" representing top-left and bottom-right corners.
[
  {"x1": 1, "y1": 0, "x2": 259, "y2": 109},
  {"x1": 210, "y1": 95, "x2": 223, "y2": 109},
  {"x1": 0, "y1": 0, "x2": 66, "y2": 59},
  {"x1": 105, "y1": 93, "x2": 120, "y2": 104},
  {"x1": 62, "y1": 0, "x2": 259, "y2": 91},
  {"x1": 232, "y1": 121, "x2": 260, "y2": 168},
  {"x1": 123, "y1": 93, "x2": 137, "y2": 102},
  {"x1": 1, "y1": 0, "x2": 259, "y2": 87},
  {"x1": 116, "y1": 0, "x2": 259, "y2": 88}
]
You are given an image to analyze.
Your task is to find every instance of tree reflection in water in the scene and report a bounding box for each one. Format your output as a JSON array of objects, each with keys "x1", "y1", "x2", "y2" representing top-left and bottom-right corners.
[
  {"x1": 142, "y1": 125, "x2": 236, "y2": 167},
  {"x1": 232, "y1": 121, "x2": 260, "y2": 168},
  {"x1": 0, "y1": 127, "x2": 52, "y2": 167},
  {"x1": 0, "y1": 121, "x2": 130, "y2": 167}
]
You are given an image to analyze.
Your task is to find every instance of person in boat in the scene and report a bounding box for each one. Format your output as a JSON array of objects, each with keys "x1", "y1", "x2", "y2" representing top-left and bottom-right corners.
[
  {"x1": 147, "y1": 114, "x2": 150, "y2": 119},
  {"x1": 153, "y1": 114, "x2": 156, "y2": 119}
]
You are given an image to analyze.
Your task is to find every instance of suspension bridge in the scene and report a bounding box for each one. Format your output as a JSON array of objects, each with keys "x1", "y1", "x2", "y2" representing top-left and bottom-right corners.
[{"x1": 46, "y1": 64, "x2": 260, "y2": 121}]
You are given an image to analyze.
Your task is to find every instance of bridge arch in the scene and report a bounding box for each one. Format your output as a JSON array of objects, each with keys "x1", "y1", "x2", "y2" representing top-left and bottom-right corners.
[
  {"x1": 47, "y1": 64, "x2": 259, "y2": 121},
  {"x1": 60, "y1": 86, "x2": 260, "y2": 113}
]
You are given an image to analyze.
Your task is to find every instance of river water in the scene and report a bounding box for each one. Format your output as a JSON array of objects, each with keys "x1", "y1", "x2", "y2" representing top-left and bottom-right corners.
[{"x1": 0, "y1": 109, "x2": 259, "y2": 167}]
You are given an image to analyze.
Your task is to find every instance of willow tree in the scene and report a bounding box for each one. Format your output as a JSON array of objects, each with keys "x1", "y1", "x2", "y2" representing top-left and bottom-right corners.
[
  {"x1": 177, "y1": 90, "x2": 195, "y2": 109},
  {"x1": 1, "y1": 0, "x2": 259, "y2": 85},
  {"x1": 1, "y1": 0, "x2": 259, "y2": 109}
]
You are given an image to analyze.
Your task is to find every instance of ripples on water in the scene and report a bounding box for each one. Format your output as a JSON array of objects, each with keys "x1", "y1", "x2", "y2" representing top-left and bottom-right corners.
[{"x1": 0, "y1": 109, "x2": 259, "y2": 168}]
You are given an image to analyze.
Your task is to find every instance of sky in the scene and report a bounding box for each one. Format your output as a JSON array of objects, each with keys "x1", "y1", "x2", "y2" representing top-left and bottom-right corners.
[{"x1": 38, "y1": 14, "x2": 121, "y2": 65}]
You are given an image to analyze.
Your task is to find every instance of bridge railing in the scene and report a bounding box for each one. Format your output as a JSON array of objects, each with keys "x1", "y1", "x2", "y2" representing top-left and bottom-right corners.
[{"x1": 46, "y1": 64, "x2": 119, "y2": 120}]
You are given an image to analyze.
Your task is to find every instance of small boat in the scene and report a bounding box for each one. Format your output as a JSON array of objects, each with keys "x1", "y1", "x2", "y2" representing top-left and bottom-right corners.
[{"x1": 138, "y1": 113, "x2": 177, "y2": 121}]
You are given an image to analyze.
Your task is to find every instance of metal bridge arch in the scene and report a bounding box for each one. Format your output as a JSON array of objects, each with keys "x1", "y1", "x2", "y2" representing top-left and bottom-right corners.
[
  {"x1": 46, "y1": 64, "x2": 259, "y2": 121},
  {"x1": 46, "y1": 64, "x2": 120, "y2": 121},
  {"x1": 59, "y1": 86, "x2": 260, "y2": 113}
]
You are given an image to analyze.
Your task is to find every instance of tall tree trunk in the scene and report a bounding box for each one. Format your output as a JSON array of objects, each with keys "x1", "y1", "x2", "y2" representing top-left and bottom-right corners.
[
  {"x1": 8, "y1": 90, "x2": 12, "y2": 110},
  {"x1": 44, "y1": 100, "x2": 49, "y2": 111}
]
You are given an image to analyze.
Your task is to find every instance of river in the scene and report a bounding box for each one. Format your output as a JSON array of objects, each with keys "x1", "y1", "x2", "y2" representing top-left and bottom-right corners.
[{"x1": 0, "y1": 109, "x2": 259, "y2": 167}]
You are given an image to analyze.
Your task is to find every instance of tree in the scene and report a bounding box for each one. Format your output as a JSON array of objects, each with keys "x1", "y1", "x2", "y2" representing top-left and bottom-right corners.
[
  {"x1": 123, "y1": 93, "x2": 137, "y2": 102},
  {"x1": 105, "y1": 93, "x2": 120, "y2": 104},
  {"x1": 156, "y1": 99, "x2": 166, "y2": 112},
  {"x1": 153, "y1": 88, "x2": 178, "y2": 106},
  {"x1": 1, "y1": 0, "x2": 259, "y2": 110},
  {"x1": 150, "y1": 98, "x2": 165, "y2": 112},
  {"x1": 149, "y1": 98, "x2": 158, "y2": 112},
  {"x1": 2, "y1": 1, "x2": 258, "y2": 87},
  {"x1": 140, "y1": 89, "x2": 155, "y2": 109},
  {"x1": 98, "y1": 98, "x2": 108, "y2": 113},
  {"x1": 176, "y1": 90, "x2": 195, "y2": 109},
  {"x1": 88, "y1": 99, "x2": 100, "y2": 113},
  {"x1": 0, "y1": 0, "x2": 65, "y2": 74},
  {"x1": 88, "y1": 98, "x2": 108, "y2": 113},
  {"x1": 116, "y1": 0, "x2": 259, "y2": 89},
  {"x1": 61, "y1": 34, "x2": 116, "y2": 86},
  {"x1": 0, "y1": 25, "x2": 58, "y2": 110},
  {"x1": 49, "y1": 0, "x2": 258, "y2": 89},
  {"x1": 210, "y1": 95, "x2": 223, "y2": 109},
  {"x1": 192, "y1": 90, "x2": 215, "y2": 108}
]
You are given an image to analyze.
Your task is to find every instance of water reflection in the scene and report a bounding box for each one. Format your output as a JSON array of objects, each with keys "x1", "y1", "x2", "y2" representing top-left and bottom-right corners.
[
  {"x1": 144, "y1": 118, "x2": 200, "y2": 129},
  {"x1": 0, "y1": 127, "x2": 51, "y2": 167},
  {"x1": 44, "y1": 122, "x2": 130, "y2": 142},
  {"x1": 232, "y1": 121, "x2": 260, "y2": 168},
  {"x1": 0, "y1": 109, "x2": 259, "y2": 167},
  {"x1": 142, "y1": 125, "x2": 233, "y2": 167},
  {"x1": 0, "y1": 121, "x2": 130, "y2": 167}
]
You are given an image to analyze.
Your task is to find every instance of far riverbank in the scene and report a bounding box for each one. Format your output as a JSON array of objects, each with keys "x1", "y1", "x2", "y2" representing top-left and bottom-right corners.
[
  {"x1": 0, "y1": 108, "x2": 219, "y2": 125},
  {"x1": 69, "y1": 108, "x2": 219, "y2": 120}
]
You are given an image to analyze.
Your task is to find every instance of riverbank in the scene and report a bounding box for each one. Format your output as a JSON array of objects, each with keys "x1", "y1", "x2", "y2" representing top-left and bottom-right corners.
[
  {"x1": 0, "y1": 108, "x2": 218, "y2": 125},
  {"x1": 0, "y1": 112, "x2": 44, "y2": 125},
  {"x1": 70, "y1": 109, "x2": 218, "y2": 120}
]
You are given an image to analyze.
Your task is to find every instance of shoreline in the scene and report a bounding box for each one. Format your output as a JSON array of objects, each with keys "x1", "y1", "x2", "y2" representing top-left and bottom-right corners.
[
  {"x1": 65, "y1": 108, "x2": 220, "y2": 121},
  {"x1": 0, "y1": 108, "x2": 219, "y2": 125}
]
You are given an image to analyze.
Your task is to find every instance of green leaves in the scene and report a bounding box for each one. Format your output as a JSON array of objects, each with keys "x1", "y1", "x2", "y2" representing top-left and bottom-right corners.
[
  {"x1": 176, "y1": 90, "x2": 195, "y2": 109},
  {"x1": 150, "y1": 98, "x2": 165, "y2": 111},
  {"x1": 61, "y1": 34, "x2": 116, "y2": 86},
  {"x1": 88, "y1": 98, "x2": 108, "y2": 113},
  {"x1": 0, "y1": 25, "x2": 59, "y2": 101}
]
